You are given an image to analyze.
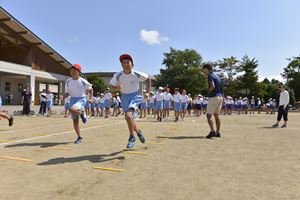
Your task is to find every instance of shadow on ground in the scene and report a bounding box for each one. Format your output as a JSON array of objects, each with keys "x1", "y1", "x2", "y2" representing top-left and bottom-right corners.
[
  {"x1": 37, "y1": 151, "x2": 125, "y2": 166},
  {"x1": 157, "y1": 136, "x2": 207, "y2": 140},
  {"x1": 5, "y1": 142, "x2": 71, "y2": 148}
]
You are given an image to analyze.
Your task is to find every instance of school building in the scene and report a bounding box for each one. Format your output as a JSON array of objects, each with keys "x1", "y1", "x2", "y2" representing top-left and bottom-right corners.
[{"x1": 0, "y1": 7, "x2": 71, "y2": 105}]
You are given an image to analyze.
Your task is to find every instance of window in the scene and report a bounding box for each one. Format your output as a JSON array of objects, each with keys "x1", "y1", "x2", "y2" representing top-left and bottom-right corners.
[
  {"x1": 18, "y1": 83, "x2": 23, "y2": 92},
  {"x1": 5, "y1": 82, "x2": 10, "y2": 92}
]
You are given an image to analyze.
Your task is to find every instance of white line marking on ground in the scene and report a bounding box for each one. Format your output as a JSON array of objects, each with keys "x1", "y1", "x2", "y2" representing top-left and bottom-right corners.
[{"x1": 0, "y1": 121, "x2": 123, "y2": 147}]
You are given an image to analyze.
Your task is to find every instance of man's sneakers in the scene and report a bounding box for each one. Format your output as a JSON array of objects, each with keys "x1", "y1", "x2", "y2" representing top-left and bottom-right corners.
[
  {"x1": 272, "y1": 124, "x2": 279, "y2": 128},
  {"x1": 137, "y1": 129, "x2": 145, "y2": 143},
  {"x1": 206, "y1": 131, "x2": 221, "y2": 139},
  {"x1": 126, "y1": 135, "x2": 136, "y2": 149},
  {"x1": 8, "y1": 116, "x2": 14, "y2": 126},
  {"x1": 74, "y1": 137, "x2": 83, "y2": 144},
  {"x1": 80, "y1": 113, "x2": 88, "y2": 124},
  {"x1": 281, "y1": 124, "x2": 287, "y2": 128}
]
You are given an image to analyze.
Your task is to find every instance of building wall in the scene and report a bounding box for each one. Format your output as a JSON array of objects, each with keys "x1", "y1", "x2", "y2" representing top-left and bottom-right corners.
[
  {"x1": 0, "y1": 46, "x2": 32, "y2": 66},
  {"x1": 0, "y1": 75, "x2": 27, "y2": 105},
  {"x1": 0, "y1": 45, "x2": 69, "y2": 76},
  {"x1": 31, "y1": 47, "x2": 69, "y2": 76}
]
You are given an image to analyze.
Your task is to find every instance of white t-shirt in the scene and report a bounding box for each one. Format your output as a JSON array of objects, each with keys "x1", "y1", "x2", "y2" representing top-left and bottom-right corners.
[
  {"x1": 279, "y1": 90, "x2": 289, "y2": 107},
  {"x1": 164, "y1": 93, "x2": 173, "y2": 101},
  {"x1": 46, "y1": 93, "x2": 54, "y2": 102},
  {"x1": 181, "y1": 94, "x2": 189, "y2": 103},
  {"x1": 99, "y1": 97, "x2": 105, "y2": 104},
  {"x1": 109, "y1": 70, "x2": 148, "y2": 94},
  {"x1": 149, "y1": 96, "x2": 155, "y2": 103},
  {"x1": 173, "y1": 93, "x2": 181, "y2": 103},
  {"x1": 104, "y1": 92, "x2": 112, "y2": 100},
  {"x1": 155, "y1": 92, "x2": 165, "y2": 101},
  {"x1": 196, "y1": 98, "x2": 202, "y2": 104},
  {"x1": 40, "y1": 92, "x2": 47, "y2": 102},
  {"x1": 65, "y1": 77, "x2": 92, "y2": 98}
]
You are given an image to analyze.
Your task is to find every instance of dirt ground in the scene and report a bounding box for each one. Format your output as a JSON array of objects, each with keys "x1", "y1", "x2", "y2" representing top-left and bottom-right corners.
[{"x1": 0, "y1": 113, "x2": 299, "y2": 200}]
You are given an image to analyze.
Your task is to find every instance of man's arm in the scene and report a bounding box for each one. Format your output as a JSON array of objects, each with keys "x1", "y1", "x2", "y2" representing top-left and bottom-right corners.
[{"x1": 208, "y1": 80, "x2": 215, "y2": 92}]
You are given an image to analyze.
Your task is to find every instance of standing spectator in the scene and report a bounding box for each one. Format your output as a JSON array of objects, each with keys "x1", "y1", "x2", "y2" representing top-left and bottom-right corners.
[
  {"x1": 46, "y1": 89, "x2": 54, "y2": 117},
  {"x1": 38, "y1": 89, "x2": 47, "y2": 115},
  {"x1": 202, "y1": 63, "x2": 223, "y2": 138},
  {"x1": 272, "y1": 85, "x2": 290, "y2": 128},
  {"x1": 21, "y1": 86, "x2": 32, "y2": 116},
  {"x1": 104, "y1": 87, "x2": 112, "y2": 118}
]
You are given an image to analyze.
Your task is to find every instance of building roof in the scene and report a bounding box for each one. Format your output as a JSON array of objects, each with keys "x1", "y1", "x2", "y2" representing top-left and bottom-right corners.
[{"x1": 0, "y1": 6, "x2": 72, "y2": 69}]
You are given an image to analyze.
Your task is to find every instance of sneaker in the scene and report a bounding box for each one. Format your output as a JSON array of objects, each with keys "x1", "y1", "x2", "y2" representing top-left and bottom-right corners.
[
  {"x1": 8, "y1": 116, "x2": 14, "y2": 127},
  {"x1": 206, "y1": 131, "x2": 217, "y2": 139},
  {"x1": 272, "y1": 124, "x2": 279, "y2": 128},
  {"x1": 175, "y1": 117, "x2": 179, "y2": 122},
  {"x1": 126, "y1": 136, "x2": 136, "y2": 149},
  {"x1": 74, "y1": 137, "x2": 83, "y2": 144},
  {"x1": 281, "y1": 124, "x2": 287, "y2": 128},
  {"x1": 215, "y1": 132, "x2": 221, "y2": 138},
  {"x1": 80, "y1": 113, "x2": 88, "y2": 124},
  {"x1": 137, "y1": 129, "x2": 145, "y2": 143}
]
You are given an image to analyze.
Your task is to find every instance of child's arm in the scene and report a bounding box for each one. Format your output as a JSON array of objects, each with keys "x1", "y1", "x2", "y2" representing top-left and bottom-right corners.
[{"x1": 87, "y1": 87, "x2": 94, "y2": 102}]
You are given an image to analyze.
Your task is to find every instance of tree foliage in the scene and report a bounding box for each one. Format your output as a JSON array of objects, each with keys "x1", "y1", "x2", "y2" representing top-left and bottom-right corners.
[
  {"x1": 153, "y1": 47, "x2": 207, "y2": 96},
  {"x1": 282, "y1": 55, "x2": 300, "y2": 101},
  {"x1": 236, "y1": 55, "x2": 259, "y2": 96},
  {"x1": 85, "y1": 74, "x2": 108, "y2": 94}
]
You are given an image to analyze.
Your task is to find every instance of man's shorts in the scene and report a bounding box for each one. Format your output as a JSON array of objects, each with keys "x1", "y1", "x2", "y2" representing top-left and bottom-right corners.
[{"x1": 207, "y1": 96, "x2": 223, "y2": 115}]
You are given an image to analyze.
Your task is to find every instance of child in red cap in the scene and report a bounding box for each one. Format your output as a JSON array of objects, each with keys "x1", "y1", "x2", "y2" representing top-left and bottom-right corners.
[
  {"x1": 65, "y1": 64, "x2": 93, "y2": 144},
  {"x1": 110, "y1": 54, "x2": 151, "y2": 149}
]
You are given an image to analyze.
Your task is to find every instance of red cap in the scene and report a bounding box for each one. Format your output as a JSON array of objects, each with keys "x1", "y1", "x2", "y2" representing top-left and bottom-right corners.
[
  {"x1": 119, "y1": 54, "x2": 134, "y2": 64},
  {"x1": 71, "y1": 64, "x2": 81, "y2": 72}
]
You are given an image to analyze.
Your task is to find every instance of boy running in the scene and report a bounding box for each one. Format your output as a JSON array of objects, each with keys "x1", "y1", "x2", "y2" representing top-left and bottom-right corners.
[
  {"x1": 110, "y1": 54, "x2": 151, "y2": 149},
  {"x1": 65, "y1": 64, "x2": 93, "y2": 144}
]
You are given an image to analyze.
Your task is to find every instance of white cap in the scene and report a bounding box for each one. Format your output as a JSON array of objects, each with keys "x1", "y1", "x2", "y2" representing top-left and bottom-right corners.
[{"x1": 158, "y1": 86, "x2": 163, "y2": 90}]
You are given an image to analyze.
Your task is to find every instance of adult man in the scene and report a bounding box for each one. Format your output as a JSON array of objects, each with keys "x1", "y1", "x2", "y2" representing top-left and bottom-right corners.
[{"x1": 202, "y1": 63, "x2": 223, "y2": 138}]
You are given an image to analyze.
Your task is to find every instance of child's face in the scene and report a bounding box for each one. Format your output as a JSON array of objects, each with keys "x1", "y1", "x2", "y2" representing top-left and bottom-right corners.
[
  {"x1": 121, "y1": 59, "x2": 133, "y2": 74},
  {"x1": 70, "y1": 68, "x2": 80, "y2": 79}
]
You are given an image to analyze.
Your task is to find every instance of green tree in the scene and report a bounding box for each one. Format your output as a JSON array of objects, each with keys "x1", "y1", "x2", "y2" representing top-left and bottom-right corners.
[
  {"x1": 236, "y1": 55, "x2": 259, "y2": 96},
  {"x1": 153, "y1": 47, "x2": 207, "y2": 96},
  {"x1": 86, "y1": 74, "x2": 108, "y2": 94},
  {"x1": 216, "y1": 56, "x2": 241, "y2": 96},
  {"x1": 282, "y1": 55, "x2": 300, "y2": 101}
]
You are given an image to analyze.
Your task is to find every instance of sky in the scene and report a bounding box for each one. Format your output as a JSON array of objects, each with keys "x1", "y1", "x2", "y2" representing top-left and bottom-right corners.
[{"x1": 1, "y1": 0, "x2": 300, "y2": 82}]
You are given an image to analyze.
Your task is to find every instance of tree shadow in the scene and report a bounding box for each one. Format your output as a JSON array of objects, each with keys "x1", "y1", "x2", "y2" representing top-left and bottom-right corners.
[
  {"x1": 37, "y1": 151, "x2": 125, "y2": 166},
  {"x1": 157, "y1": 135, "x2": 207, "y2": 140},
  {"x1": 5, "y1": 142, "x2": 71, "y2": 148}
]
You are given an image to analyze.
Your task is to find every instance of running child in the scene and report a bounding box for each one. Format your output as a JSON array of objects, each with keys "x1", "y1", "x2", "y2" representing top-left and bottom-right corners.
[
  {"x1": 64, "y1": 64, "x2": 93, "y2": 144},
  {"x1": 109, "y1": 54, "x2": 151, "y2": 149},
  {"x1": 0, "y1": 96, "x2": 13, "y2": 126}
]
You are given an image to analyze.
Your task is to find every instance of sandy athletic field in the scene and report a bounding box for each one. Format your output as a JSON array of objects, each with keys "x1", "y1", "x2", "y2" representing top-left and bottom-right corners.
[{"x1": 0, "y1": 113, "x2": 299, "y2": 200}]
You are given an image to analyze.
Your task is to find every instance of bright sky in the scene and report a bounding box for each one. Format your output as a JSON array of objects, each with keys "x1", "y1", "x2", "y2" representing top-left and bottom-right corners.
[{"x1": 1, "y1": 0, "x2": 300, "y2": 81}]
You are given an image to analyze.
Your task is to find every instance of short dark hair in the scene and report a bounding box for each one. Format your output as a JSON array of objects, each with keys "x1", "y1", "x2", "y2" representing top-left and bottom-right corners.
[{"x1": 203, "y1": 63, "x2": 213, "y2": 71}]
